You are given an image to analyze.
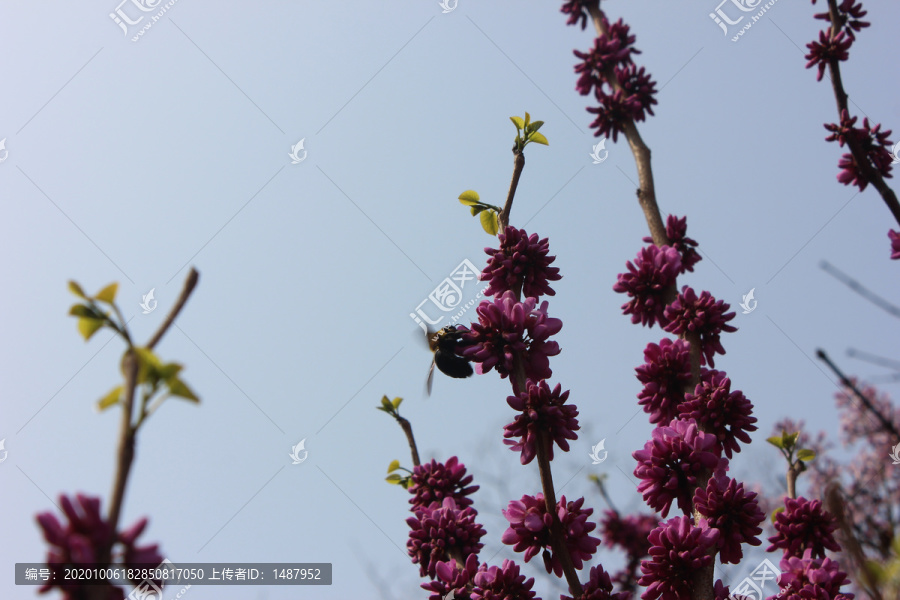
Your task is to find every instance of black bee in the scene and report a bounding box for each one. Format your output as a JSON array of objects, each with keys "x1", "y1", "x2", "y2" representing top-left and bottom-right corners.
[{"x1": 426, "y1": 325, "x2": 474, "y2": 395}]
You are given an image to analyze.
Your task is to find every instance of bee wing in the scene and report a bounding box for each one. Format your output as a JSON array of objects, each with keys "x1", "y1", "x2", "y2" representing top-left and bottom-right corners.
[{"x1": 425, "y1": 360, "x2": 436, "y2": 397}]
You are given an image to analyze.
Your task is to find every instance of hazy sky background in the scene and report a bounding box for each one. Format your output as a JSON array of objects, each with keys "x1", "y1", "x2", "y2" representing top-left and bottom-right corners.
[{"x1": 2, "y1": 1, "x2": 899, "y2": 599}]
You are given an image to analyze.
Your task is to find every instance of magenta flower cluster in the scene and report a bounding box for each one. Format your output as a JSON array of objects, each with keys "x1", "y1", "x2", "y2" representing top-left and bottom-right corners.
[
  {"x1": 680, "y1": 369, "x2": 757, "y2": 459},
  {"x1": 613, "y1": 217, "x2": 737, "y2": 368},
  {"x1": 767, "y1": 497, "x2": 841, "y2": 559},
  {"x1": 561, "y1": 564, "x2": 627, "y2": 600},
  {"x1": 409, "y1": 456, "x2": 480, "y2": 510},
  {"x1": 36, "y1": 493, "x2": 163, "y2": 599},
  {"x1": 823, "y1": 110, "x2": 894, "y2": 192},
  {"x1": 482, "y1": 226, "x2": 561, "y2": 299},
  {"x1": 775, "y1": 549, "x2": 856, "y2": 600},
  {"x1": 569, "y1": 11, "x2": 657, "y2": 141},
  {"x1": 632, "y1": 419, "x2": 723, "y2": 518},
  {"x1": 635, "y1": 338, "x2": 692, "y2": 425},
  {"x1": 462, "y1": 292, "x2": 562, "y2": 382},
  {"x1": 638, "y1": 516, "x2": 720, "y2": 600},
  {"x1": 692, "y1": 471, "x2": 764, "y2": 564},
  {"x1": 503, "y1": 379, "x2": 579, "y2": 465},
  {"x1": 643, "y1": 215, "x2": 702, "y2": 274},
  {"x1": 406, "y1": 457, "x2": 543, "y2": 599},
  {"x1": 502, "y1": 493, "x2": 600, "y2": 578},
  {"x1": 613, "y1": 245, "x2": 682, "y2": 327},
  {"x1": 407, "y1": 497, "x2": 486, "y2": 579},
  {"x1": 663, "y1": 287, "x2": 737, "y2": 368}
]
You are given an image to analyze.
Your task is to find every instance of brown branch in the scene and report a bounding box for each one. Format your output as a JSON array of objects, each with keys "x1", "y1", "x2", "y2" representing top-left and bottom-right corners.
[
  {"x1": 506, "y1": 276, "x2": 583, "y2": 596},
  {"x1": 103, "y1": 268, "x2": 200, "y2": 574},
  {"x1": 147, "y1": 267, "x2": 199, "y2": 350},
  {"x1": 823, "y1": 0, "x2": 900, "y2": 227},
  {"x1": 588, "y1": 6, "x2": 713, "y2": 599},
  {"x1": 499, "y1": 150, "x2": 526, "y2": 231},
  {"x1": 534, "y1": 428, "x2": 584, "y2": 596},
  {"x1": 786, "y1": 460, "x2": 804, "y2": 500},
  {"x1": 394, "y1": 415, "x2": 421, "y2": 468},
  {"x1": 103, "y1": 348, "x2": 138, "y2": 565}
]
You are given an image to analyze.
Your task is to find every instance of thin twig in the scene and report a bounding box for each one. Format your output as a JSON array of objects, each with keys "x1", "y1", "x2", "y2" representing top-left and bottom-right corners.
[
  {"x1": 847, "y1": 348, "x2": 900, "y2": 371},
  {"x1": 820, "y1": 261, "x2": 900, "y2": 320},
  {"x1": 499, "y1": 150, "x2": 526, "y2": 231},
  {"x1": 591, "y1": 475, "x2": 619, "y2": 515},
  {"x1": 817, "y1": 349, "x2": 900, "y2": 441},
  {"x1": 147, "y1": 267, "x2": 199, "y2": 350},
  {"x1": 395, "y1": 415, "x2": 420, "y2": 467}
]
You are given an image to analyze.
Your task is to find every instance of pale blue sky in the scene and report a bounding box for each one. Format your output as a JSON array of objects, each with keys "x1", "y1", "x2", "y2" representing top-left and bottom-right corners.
[{"x1": 2, "y1": 1, "x2": 899, "y2": 599}]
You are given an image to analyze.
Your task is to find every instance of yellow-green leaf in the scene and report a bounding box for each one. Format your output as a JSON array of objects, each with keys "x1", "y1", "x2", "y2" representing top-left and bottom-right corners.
[
  {"x1": 770, "y1": 506, "x2": 785, "y2": 523},
  {"x1": 77, "y1": 317, "x2": 105, "y2": 341},
  {"x1": 385, "y1": 474, "x2": 403, "y2": 484},
  {"x1": 797, "y1": 449, "x2": 816, "y2": 462},
  {"x1": 167, "y1": 377, "x2": 199, "y2": 402},
  {"x1": 480, "y1": 210, "x2": 499, "y2": 236},
  {"x1": 134, "y1": 347, "x2": 159, "y2": 382},
  {"x1": 392, "y1": 397, "x2": 403, "y2": 409},
  {"x1": 97, "y1": 385, "x2": 124, "y2": 411},
  {"x1": 458, "y1": 190, "x2": 480, "y2": 206},
  {"x1": 94, "y1": 282, "x2": 118, "y2": 304},
  {"x1": 766, "y1": 436, "x2": 784, "y2": 449},
  {"x1": 509, "y1": 116, "x2": 524, "y2": 130},
  {"x1": 158, "y1": 362, "x2": 184, "y2": 381},
  {"x1": 387, "y1": 459, "x2": 400, "y2": 473},
  {"x1": 69, "y1": 304, "x2": 97, "y2": 318},
  {"x1": 68, "y1": 281, "x2": 87, "y2": 299},
  {"x1": 381, "y1": 395, "x2": 392, "y2": 411},
  {"x1": 524, "y1": 112, "x2": 531, "y2": 126},
  {"x1": 530, "y1": 120, "x2": 544, "y2": 132},
  {"x1": 529, "y1": 131, "x2": 549, "y2": 146}
]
